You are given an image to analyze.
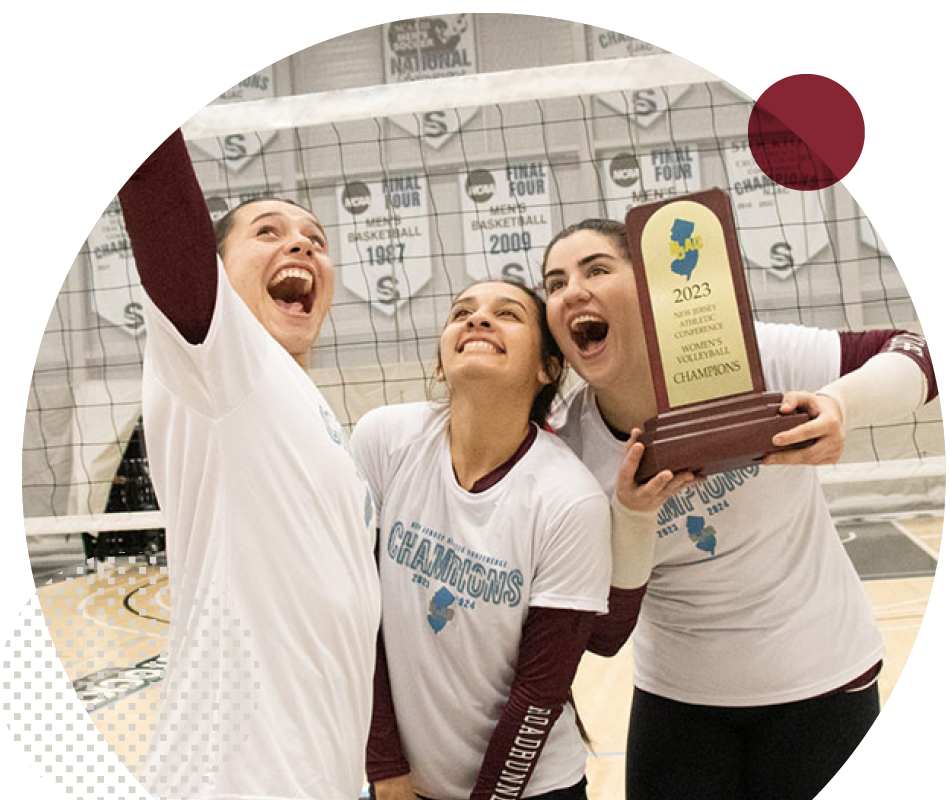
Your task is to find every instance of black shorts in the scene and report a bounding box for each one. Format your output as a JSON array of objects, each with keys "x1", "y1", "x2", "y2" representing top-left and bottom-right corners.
[{"x1": 627, "y1": 683, "x2": 879, "y2": 800}]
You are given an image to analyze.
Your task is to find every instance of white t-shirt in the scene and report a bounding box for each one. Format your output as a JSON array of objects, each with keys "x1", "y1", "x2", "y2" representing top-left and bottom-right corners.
[
  {"x1": 351, "y1": 402, "x2": 611, "y2": 800},
  {"x1": 551, "y1": 322, "x2": 884, "y2": 707},
  {"x1": 138, "y1": 263, "x2": 381, "y2": 800}
]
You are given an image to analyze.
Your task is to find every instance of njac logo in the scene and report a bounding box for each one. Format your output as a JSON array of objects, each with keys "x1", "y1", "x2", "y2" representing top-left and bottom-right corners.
[
  {"x1": 669, "y1": 218, "x2": 703, "y2": 280},
  {"x1": 465, "y1": 169, "x2": 496, "y2": 203},
  {"x1": 609, "y1": 153, "x2": 641, "y2": 188},
  {"x1": 342, "y1": 181, "x2": 372, "y2": 215}
]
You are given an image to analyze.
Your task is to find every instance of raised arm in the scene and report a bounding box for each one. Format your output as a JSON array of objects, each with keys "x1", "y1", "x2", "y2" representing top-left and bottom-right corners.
[{"x1": 117, "y1": 129, "x2": 218, "y2": 344}]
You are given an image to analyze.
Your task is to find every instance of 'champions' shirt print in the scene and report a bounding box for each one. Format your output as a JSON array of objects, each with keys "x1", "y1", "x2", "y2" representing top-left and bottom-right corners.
[{"x1": 386, "y1": 518, "x2": 525, "y2": 632}]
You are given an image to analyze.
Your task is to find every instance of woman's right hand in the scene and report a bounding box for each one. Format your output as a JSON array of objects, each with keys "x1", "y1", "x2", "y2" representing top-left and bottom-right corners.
[
  {"x1": 373, "y1": 774, "x2": 419, "y2": 800},
  {"x1": 615, "y1": 429, "x2": 697, "y2": 514}
]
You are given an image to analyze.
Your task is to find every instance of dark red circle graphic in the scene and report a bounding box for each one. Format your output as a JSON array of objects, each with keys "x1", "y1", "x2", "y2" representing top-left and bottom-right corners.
[{"x1": 748, "y1": 74, "x2": 864, "y2": 191}]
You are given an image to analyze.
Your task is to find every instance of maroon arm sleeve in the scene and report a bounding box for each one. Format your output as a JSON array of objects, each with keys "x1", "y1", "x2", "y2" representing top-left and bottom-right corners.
[
  {"x1": 586, "y1": 586, "x2": 647, "y2": 658},
  {"x1": 839, "y1": 330, "x2": 938, "y2": 403},
  {"x1": 366, "y1": 632, "x2": 411, "y2": 783},
  {"x1": 469, "y1": 607, "x2": 596, "y2": 800},
  {"x1": 117, "y1": 129, "x2": 218, "y2": 344}
]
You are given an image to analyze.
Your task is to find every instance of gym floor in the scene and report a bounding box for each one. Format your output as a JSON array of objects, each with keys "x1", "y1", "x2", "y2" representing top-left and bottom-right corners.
[{"x1": 33, "y1": 513, "x2": 942, "y2": 799}]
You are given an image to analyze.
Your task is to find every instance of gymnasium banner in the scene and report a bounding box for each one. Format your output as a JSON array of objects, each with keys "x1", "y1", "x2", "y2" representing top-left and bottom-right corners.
[
  {"x1": 190, "y1": 67, "x2": 276, "y2": 173},
  {"x1": 586, "y1": 26, "x2": 689, "y2": 128},
  {"x1": 459, "y1": 162, "x2": 552, "y2": 289},
  {"x1": 586, "y1": 26, "x2": 669, "y2": 60},
  {"x1": 383, "y1": 15, "x2": 478, "y2": 149},
  {"x1": 337, "y1": 174, "x2": 432, "y2": 315},
  {"x1": 204, "y1": 187, "x2": 274, "y2": 224},
  {"x1": 723, "y1": 139, "x2": 830, "y2": 279},
  {"x1": 86, "y1": 199, "x2": 146, "y2": 337},
  {"x1": 602, "y1": 146, "x2": 703, "y2": 220}
]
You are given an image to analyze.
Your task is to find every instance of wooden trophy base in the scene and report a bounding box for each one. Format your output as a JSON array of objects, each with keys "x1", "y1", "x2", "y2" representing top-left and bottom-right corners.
[{"x1": 634, "y1": 392, "x2": 810, "y2": 483}]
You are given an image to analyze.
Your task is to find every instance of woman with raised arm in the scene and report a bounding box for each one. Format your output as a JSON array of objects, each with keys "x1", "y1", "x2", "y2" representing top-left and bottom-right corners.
[
  {"x1": 541, "y1": 218, "x2": 938, "y2": 800},
  {"x1": 352, "y1": 279, "x2": 612, "y2": 800},
  {"x1": 118, "y1": 129, "x2": 380, "y2": 799}
]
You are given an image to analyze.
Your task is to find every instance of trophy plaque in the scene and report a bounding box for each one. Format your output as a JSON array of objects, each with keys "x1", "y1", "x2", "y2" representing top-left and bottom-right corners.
[{"x1": 626, "y1": 188, "x2": 809, "y2": 481}]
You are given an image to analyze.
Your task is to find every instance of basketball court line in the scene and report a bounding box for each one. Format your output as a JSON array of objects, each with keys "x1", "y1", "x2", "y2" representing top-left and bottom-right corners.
[
  {"x1": 892, "y1": 518, "x2": 941, "y2": 561},
  {"x1": 77, "y1": 582, "x2": 167, "y2": 639}
]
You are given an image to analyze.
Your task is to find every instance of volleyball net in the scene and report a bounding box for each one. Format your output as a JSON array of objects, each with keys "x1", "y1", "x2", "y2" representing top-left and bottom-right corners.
[{"x1": 23, "y1": 52, "x2": 944, "y2": 544}]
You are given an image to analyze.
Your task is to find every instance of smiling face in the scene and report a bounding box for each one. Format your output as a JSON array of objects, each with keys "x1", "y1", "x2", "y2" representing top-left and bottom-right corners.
[
  {"x1": 542, "y1": 228, "x2": 647, "y2": 392},
  {"x1": 438, "y1": 281, "x2": 558, "y2": 415},
  {"x1": 219, "y1": 199, "x2": 333, "y2": 367}
]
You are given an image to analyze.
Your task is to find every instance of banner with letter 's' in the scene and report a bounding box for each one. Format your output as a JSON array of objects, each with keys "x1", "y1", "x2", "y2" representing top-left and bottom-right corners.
[{"x1": 383, "y1": 15, "x2": 478, "y2": 149}]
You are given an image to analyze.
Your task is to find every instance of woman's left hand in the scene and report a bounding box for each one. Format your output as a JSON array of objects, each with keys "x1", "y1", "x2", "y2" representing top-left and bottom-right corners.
[{"x1": 764, "y1": 391, "x2": 845, "y2": 466}]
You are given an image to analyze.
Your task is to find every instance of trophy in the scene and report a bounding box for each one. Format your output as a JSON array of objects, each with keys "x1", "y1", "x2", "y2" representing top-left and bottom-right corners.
[{"x1": 626, "y1": 188, "x2": 809, "y2": 481}]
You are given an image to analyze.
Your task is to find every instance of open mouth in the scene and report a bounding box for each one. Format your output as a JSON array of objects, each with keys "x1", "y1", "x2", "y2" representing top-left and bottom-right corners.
[
  {"x1": 569, "y1": 314, "x2": 609, "y2": 352},
  {"x1": 267, "y1": 267, "x2": 315, "y2": 315}
]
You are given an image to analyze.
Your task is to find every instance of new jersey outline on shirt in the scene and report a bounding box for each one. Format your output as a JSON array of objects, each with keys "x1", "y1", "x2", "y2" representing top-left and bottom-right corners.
[
  {"x1": 686, "y1": 515, "x2": 717, "y2": 556},
  {"x1": 656, "y1": 466, "x2": 759, "y2": 559},
  {"x1": 427, "y1": 587, "x2": 457, "y2": 633}
]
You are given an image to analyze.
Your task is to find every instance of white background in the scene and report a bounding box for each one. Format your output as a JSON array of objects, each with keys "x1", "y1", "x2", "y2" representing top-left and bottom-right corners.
[{"x1": 1, "y1": 2, "x2": 945, "y2": 798}]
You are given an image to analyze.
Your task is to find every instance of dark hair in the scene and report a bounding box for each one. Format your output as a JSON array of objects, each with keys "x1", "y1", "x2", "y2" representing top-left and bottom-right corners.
[
  {"x1": 541, "y1": 218, "x2": 630, "y2": 278},
  {"x1": 438, "y1": 278, "x2": 565, "y2": 427},
  {"x1": 213, "y1": 196, "x2": 313, "y2": 257}
]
